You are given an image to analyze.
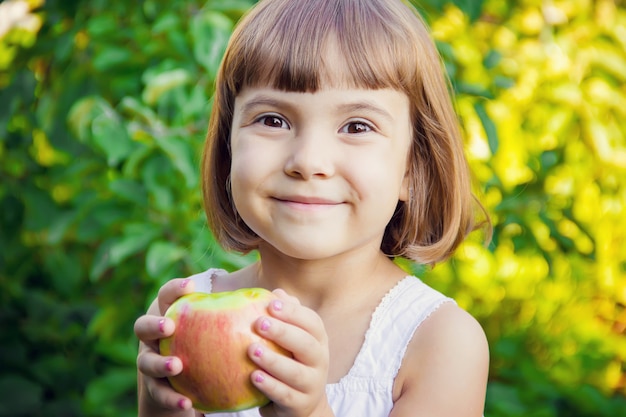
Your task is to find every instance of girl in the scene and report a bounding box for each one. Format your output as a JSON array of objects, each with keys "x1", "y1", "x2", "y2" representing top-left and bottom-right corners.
[{"x1": 134, "y1": 0, "x2": 490, "y2": 416}]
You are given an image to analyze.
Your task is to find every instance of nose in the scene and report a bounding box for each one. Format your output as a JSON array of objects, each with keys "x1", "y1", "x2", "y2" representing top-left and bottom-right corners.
[{"x1": 284, "y1": 127, "x2": 335, "y2": 180}]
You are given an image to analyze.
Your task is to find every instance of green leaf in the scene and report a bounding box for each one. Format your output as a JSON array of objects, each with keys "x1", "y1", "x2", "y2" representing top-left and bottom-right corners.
[
  {"x1": 95, "y1": 339, "x2": 138, "y2": 365},
  {"x1": 153, "y1": 135, "x2": 198, "y2": 188},
  {"x1": 142, "y1": 68, "x2": 192, "y2": 106},
  {"x1": 483, "y1": 49, "x2": 502, "y2": 69},
  {"x1": 122, "y1": 140, "x2": 155, "y2": 177},
  {"x1": 458, "y1": 82, "x2": 494, "y2": 98},
  {"x1": 86, "y1": 202, "x2": 130, "y2": 234},
  {"x1": 146, "y1": 240, "x2": 187, "y2": 279},
  {"x1": 22, "y1": 186, "x2": 60, "y2": 232},
  {"x1": 152, "y1": 12, "x2": 181, "y2": 34},
  {"x1": 46, "y1": 209, "x2": 78, "y2": 245},
  {"x1": 119, "y1": 96, "x2": 159, "y2": 126},
  {"x1": 90, "y1": 238, "x2": 114, "y2": 281},
  {"x1": 452, "y1": 0, "x2": 484, "y2": 22},
  {"x1": 87, "y1": 15, "x2": 119, "y2": 37},
  {"x1": 208, "y1": 0, "x2": 257, "y2": 14},
  {"x1": 43, "y1": 248, "x2": 83, "y2": 297},
  {"x1": 473, "y1": 101, "x2": 499, "y2": 155},
  {"x1": 109, "y1": 179, "x2": 148, "y2": 206},
  {"x1": 141, "y1": 155, "x2": 176, "y2": 211},
  {"x1": 91, "y1": 112, "x2": 136, "y2": 166},
  {"x1": 179, "y1": 83, "x2": 211, "y2": 123},
  {"x1": 67, "y1": 96, "x2": 110, "y2": 142},
  {"x1": 191, "y1": 10, "x2": 233, "y2": 79},
  {"x1": 486, "y1": 382, "x2": 527, "y2": 416},
  {"x1": 83, "y1": 368, "x2": 136, "y2": 413},
  {"x1": 89, "y1": 223, "x2": 160, "y2": 280},
  {"x1": 92, "y1": 46, "x2": 135, "y2": 72},
  {"x1": 109, "y1": 223, "x2": 161, "y2": 265}
]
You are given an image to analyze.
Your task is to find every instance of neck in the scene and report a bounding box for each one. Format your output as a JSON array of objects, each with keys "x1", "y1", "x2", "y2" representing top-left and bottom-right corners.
[{"x1": 252, "y1": 244, "x2": 407, "y2": 311}]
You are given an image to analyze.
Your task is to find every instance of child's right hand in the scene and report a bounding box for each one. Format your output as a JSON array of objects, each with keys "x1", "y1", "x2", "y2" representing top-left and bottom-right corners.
[
  {"x1": 246, "y1": 289, "x2": 334, "y2": 417},
  {"x1": 134, "y1": 278, "x2": 198, "y2": 417}
]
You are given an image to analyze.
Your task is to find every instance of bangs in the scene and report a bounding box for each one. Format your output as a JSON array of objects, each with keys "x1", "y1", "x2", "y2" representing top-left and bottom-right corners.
[{"x1": 223, "y1": 0, "x2": 423, "y2": 94}]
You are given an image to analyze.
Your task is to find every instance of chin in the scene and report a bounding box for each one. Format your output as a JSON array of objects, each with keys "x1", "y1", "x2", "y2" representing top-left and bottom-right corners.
[{"x1": 261, "y1": 240, "x2": 343, "y2": 261}]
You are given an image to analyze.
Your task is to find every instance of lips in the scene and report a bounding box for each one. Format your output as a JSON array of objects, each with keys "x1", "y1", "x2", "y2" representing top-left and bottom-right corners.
[
  {"x1": 274, "y1": 195, "x2": 340, "y2": 205},
  {"x1": 271, "y1": 195, "x2": 344, "y2": 213}
]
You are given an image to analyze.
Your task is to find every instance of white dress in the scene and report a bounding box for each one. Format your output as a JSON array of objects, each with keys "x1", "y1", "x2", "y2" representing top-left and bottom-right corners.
[{"x1": 189, "y1": 268, "x2": 455, "y2": 417}]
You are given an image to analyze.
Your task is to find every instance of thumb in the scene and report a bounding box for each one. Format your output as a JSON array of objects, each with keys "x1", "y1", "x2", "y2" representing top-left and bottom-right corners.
[{"x1": 157, "y1": 278, "x2": 195, "y2": 314}]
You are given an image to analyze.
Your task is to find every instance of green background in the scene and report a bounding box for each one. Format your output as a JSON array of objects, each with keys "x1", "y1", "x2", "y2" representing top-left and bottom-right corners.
[{"x1": 1, "y1": 0, "x2": 625, "y2": 415}]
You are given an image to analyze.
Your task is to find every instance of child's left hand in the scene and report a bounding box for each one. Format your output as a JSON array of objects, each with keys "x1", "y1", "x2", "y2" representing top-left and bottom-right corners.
[{"x1": 247, "y1": 289, "x2": 334, "y2": 417}]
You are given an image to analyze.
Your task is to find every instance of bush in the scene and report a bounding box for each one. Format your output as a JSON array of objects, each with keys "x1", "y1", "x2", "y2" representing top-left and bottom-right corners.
[{"x1": 0, "y1": 0, "x2": 624, "y2": 415}]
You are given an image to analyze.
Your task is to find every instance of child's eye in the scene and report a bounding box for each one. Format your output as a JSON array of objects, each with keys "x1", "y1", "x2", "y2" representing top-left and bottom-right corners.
[
  {"x1": 341, "y1": 121, "x2": 373, "y2": 134},
  {"x1": 256, "y1": 115, "x2": 289, "y2": 129}
]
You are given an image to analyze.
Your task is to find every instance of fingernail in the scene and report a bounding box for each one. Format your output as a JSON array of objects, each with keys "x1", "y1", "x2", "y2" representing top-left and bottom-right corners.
[
  {"x1": 254, "y1": 373, "x2": 265, "y2": 383},
  {"x1": 260, "y1": 318, "x2": 271, "y2": 331},
  {"x1": 253, "y1": 346, "x2": 263, "y2": 358},
  {"x1": 158, "y1": 319, "x2": 166, "y2": 333},
  {"x1": 165, "y1": 358, "x2": 173, "y2": 372},
  {"x1": 177, "y1": 398, "x2": 187, "y2": 409},
  {"x1": 272, "y1": 299, "x2": 283, "y2": 311},
  {"x1": 180, "y1": 279, "x2": 190, "y2": 288}
]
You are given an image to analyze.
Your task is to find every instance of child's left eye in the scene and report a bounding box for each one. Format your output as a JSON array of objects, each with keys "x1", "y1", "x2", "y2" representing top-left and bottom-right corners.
[
  {"x1": 341, "y1": 121, "x2": 372, "y2": 134},
  {"x1": 256, "y1": 115, "x2": 289, "y2": 129}
]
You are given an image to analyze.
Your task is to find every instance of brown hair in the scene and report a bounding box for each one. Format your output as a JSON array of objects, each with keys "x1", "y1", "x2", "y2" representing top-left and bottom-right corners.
[{"x1": 202, "y1": 0, "x2": 488, "y2": 264}]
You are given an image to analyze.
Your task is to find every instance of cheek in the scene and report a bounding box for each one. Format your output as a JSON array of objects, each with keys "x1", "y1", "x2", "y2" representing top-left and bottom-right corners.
[
  {"x1": 231, "y1": 133, "x2": 281, "y2": 170},
  {"x1": 351, "y1": 150, "x2": 408, "y2": 196},
  {"x1": 230, "y1": 139, "x2": 264, "y2": 182},
  {"x1": 229, "y1": 139, "x2": 281, "y2": 207},
  {"x1": 229, "y1": 153, "x2": 257, "y2": 203},
  {"x1": 345, "y1": 164, "x2": 405, "y2": 225}
]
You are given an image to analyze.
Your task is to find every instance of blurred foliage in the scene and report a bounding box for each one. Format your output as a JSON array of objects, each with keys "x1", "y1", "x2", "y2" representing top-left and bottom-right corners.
[
  {"x1": 0, "y1": 0, "x2": 624, "y2": 416},
  {"x1": 418, "y1": 0, "x2": 626, "y2": 415}
]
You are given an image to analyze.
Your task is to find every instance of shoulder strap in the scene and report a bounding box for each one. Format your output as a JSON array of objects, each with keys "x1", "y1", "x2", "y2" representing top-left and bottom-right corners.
[
  {"x1": 189, "y1": 268, "x2": 227, "y2": 293},
  {"x1": 349, "y1": 277, "x2": 455, "y2": 379}
]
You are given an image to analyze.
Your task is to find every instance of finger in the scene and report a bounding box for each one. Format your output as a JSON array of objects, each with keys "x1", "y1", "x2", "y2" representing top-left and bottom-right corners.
[
  {"x1": 267, "y1": 296, "x2": 326, "y2": 344},
  {"x1": 157, "y1": 278, "x2": 195, "y2": 314},
  {"x1": 146, "y1": 376, "x2": 193, "y2": 411},
  {"x1": 254, "y1": 314, "x2": 327, "y2": 368},
  {"x1": 137, "y1": 349, "x2": 184, "y2": 379},
  {"x1": 134, "y1": 315, "x2": 175, "y2": 341},
  {"x1": 134, "y1": 315, "x2": 175, "y2": 353},
  {"x1": 248, "y1": 342, "x2": 311, "y2": 393},
  {"x1": 271, "y1": 288, "x2": 301, "y2": 305},
  {"x1": 250, "y1": 369, "x2": 305, "y2": 412}
]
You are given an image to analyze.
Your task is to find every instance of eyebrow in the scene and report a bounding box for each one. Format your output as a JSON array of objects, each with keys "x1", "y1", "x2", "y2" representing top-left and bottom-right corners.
[
  {"x1": 238, "y1": 95, "x2": 290, "y2": 117},
  {"x1": 334, "y1": 101, "x2": 394, "y2": 123},
  {"x1": 238, "y1": 93, "x2": 395, "y2": 123}
]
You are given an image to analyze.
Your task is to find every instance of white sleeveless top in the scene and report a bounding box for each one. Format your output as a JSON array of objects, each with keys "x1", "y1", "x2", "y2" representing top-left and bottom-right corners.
[{"x1": 189, "y1": 268, "x2": 455, "y2": 417}]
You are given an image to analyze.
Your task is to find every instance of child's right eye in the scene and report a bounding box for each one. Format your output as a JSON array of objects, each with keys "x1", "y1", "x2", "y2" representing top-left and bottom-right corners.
[{"x1": 256, "y1": 115, "x2": 289, "y2": 129}]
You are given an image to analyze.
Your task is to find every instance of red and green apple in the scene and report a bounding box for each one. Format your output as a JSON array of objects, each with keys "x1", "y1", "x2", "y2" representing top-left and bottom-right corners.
[{"x1": 160, "y1": 288, "x2": 288, "y2": 413}]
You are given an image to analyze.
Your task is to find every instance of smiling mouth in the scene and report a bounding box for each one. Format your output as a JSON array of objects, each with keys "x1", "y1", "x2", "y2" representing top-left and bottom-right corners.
[
  {"x1": 276, "y1": 196, "x2": 338, "y2": 204},
  {"x1": 272, "y1": 196, "x2": 342, "y2": 210}
]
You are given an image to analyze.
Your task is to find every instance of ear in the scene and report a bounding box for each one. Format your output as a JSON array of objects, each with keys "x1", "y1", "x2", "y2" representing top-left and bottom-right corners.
[{"x1": 399, "y1": 173, "x2": 411, "y2": 202}]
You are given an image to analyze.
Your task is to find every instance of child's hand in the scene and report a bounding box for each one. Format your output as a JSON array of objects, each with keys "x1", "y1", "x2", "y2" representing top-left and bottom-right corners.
[
  {"x1": 248, "y1": 289, "x2": 335, "y2": 417},
  {"x1": 134, "y1": 278, "x2": 197, "y2": 416}
]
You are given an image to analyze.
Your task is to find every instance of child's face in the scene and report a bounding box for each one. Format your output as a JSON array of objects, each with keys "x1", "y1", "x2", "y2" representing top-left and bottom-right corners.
[{"x1": 229, "y1": 85, "x2": 412, "y2": 260}]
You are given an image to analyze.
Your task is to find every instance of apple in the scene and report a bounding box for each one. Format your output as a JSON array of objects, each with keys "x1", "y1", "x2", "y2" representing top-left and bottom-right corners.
[{"x1": 159, "y1": 288, "x2": 288, "y2": 413}]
